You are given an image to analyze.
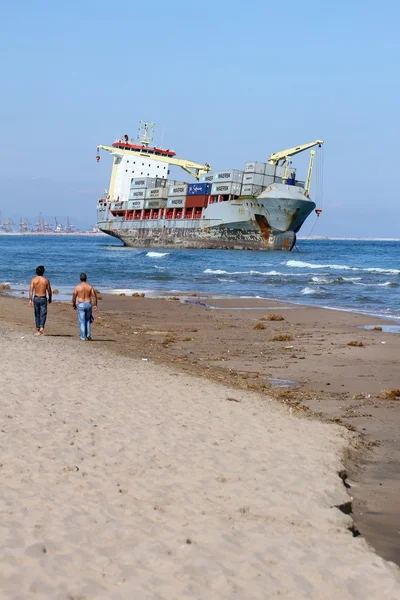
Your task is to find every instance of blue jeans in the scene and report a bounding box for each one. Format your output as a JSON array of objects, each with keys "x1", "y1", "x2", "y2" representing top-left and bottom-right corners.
[
  {"x1": 34, "y1": 296, "x2": 47, "y2": 330},
  {"x1": 77, "y1": 302, "x2": 92, "y2": 340}
]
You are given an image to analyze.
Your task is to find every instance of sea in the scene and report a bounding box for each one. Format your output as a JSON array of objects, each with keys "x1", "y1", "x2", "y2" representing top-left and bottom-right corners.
[{"x1": 0, "y1": 235, "x2": 399, "y2": 321}]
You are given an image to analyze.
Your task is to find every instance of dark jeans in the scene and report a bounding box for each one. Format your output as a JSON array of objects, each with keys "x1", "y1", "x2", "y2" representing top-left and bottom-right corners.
[{"x1": 34, "y1": 296, "x2": 47, "y2": 330}]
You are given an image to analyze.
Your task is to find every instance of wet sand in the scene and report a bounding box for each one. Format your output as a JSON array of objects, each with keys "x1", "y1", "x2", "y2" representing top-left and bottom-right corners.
[{"x1": 1, "y1": 292, "x2": 400, "y2": 570}]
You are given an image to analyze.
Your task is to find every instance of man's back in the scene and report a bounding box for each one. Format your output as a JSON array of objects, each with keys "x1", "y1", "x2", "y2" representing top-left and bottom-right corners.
[
  {"x1": 74, "y1": 281, "x2": 94, "y2": 303},
  {"x1": 31, "y1": 275, "x2": 50, "y2": 297}
]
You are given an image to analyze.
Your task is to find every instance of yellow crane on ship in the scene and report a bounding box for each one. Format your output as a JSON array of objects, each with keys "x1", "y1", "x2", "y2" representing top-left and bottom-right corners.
[{"x1": 268, "y1": 139, "x2": 324, "y2": 196}]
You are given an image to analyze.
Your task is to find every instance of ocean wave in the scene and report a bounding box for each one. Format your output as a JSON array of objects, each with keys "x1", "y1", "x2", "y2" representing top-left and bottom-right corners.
[
  {"x1": 287, "y1": 260, "x2": 400, "y2": 275},
  {"x1": 204, "y1": 268, "x2": 302, "y2": 277},
  {"x1": 287, "y1": 260, "x2": 356, "y2": 271},
  {"x1": 153, "y1": 265, "x2": 166, "y2": 270},
  {"x1": 301, "y1": 286, "x2": 328, "y2": 296},
  {"x1": 146, "y1": 251, "x2": 170, "y2": 258},
  {"x1": 217, "y1": 278, "x2": 236, "y2": 283},
  {"x1": 364, "y1": 267, "x2": 400, "y2": 274},
  {"x1": 353, "y1": 281, "x2": 397, "y2": 287}
]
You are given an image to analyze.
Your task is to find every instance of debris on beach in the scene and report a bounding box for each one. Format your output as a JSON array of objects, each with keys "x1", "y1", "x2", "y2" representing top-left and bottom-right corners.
[
  {"x1": 261, "y1": 313, "x2": 285, "y2": 321},
  {"x1": 270, "y1": 333, "x2": 294, "y2": 342},
  {"x1": 253, "y1": 322, "x2": 266, "y2": 330},
  {"x1": 381, "y1": 389, "x2": 400, "y2": 400},
  {"x1": 347, "y1": 341, "x2": 365, "y2": 347}
]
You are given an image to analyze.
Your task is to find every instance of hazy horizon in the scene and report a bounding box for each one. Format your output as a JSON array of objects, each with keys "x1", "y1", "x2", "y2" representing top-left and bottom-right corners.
[{"x1": 1, "y1": 1, "x2": 399, "y2": 236}]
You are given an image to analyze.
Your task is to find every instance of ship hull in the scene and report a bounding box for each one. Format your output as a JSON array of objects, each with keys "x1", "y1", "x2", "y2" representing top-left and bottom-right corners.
[{"x1": 97, "y1": 185, "x2": 316, "y2": 251}]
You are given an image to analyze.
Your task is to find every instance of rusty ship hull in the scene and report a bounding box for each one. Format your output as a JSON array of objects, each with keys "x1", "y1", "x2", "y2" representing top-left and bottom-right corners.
[{"x1": 97, "y1": 184, "x2": 316, "y2": 251}]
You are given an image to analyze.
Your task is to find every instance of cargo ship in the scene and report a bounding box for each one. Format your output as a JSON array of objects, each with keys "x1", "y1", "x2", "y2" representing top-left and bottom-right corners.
[{"x1": 96, "y1": 122, "x2": 323, "y2": 251}]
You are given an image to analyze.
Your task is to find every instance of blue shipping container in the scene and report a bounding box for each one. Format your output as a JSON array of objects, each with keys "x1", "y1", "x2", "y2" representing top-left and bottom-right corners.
[{"x1": 187, "y1": 182, "x2": 211, "y2": 196}]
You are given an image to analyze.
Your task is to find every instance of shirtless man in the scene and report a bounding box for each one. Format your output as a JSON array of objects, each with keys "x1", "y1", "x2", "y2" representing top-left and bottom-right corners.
[
  {"x1": 72, "y1": 273, "x2": 98, "y2": 341},
  {"x1": 29, "y1": 265, "x2": 52, "y2": 335}
]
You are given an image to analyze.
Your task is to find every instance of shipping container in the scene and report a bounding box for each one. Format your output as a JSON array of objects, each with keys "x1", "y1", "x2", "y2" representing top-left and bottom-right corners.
[
  {"x1": 264, "y1": 164, "x2": 276, "y2": 177},
  {"x1": 213, "y1": 169, "x2": 243, "y2": 183},
  {"x1": 144, "y1": 199, "x2": 167, "y2": 209},
  {"x1": 166, "y1": 196, "x2": 186, "y2": 208},
  {"x1": 169, "y1": 183, "x2": 188, "y2": 197},
  {"x1": 155, "y1": 178, "x2": 168, "y2": 188},
  {"x1": 241, "y1": 184, "x2": 264, "y2": 197},
  {"x1": 130, "y1": 177, "x2": 157, "y2": 189},
  {"x1": 185, "y1": 195, "x2": 208, "y2": 209},
  {"x1": 110, "y1": 201, "x2": 127, "y2": 211},
  {"x1": 145, "y1": 187, "x2": 169, "y2": 199},
  {"x1": 129, "y1": 189, "x2": 146, "y2": 200},
  {"x1": 211, "y1": 182, "x2": 242, "y2": 196},
  {"x1": 128, "y1": 200, "x2": 145, "y2": 210},
  {"x1": 187, "y1": 182, "x2": 212, "y2": 196},
  {"x1": 199, "y1": 172, "x2": 214, "y2": 183},
  {"x1": 263, "y1": 175, "x2": 283, "y2": 186},
  {"x1": 242, "y1": 173, "x2": 264, "y2": 186},
  {"x1": 244, "y1": 161, "x2": 266, "y2": 174}
]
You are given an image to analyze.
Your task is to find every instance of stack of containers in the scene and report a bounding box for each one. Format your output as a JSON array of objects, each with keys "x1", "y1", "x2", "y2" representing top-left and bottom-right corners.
[
  {"x1": 242, "y1": 162, "x2": 266, "y2": 196},
  {"x1": 128, "y1": 177, "x2": 153, "y2": 210},
  {"x1": 264, "y1": 164, "x2": 284, "y2": 186},
  {"x1": 167, "y1": 182, "x2": 188, "y2": 211},
  {"x1": 210, "y1": 170, "x2": 243, "y2": 199},
  {"x1": 186, "y1": 182, "x2": 211, "y2": 208}
]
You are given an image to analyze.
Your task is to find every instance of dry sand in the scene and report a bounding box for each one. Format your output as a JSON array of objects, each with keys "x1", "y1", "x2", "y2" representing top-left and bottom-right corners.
[{"x1": 1, "y1": 322, "x2": 400, "y2": 599}]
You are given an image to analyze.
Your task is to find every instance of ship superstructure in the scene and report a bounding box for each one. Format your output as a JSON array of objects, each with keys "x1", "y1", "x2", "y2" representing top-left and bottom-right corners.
[{"x1": 96, "y1": 123, "x2": 323, "y2": 251}]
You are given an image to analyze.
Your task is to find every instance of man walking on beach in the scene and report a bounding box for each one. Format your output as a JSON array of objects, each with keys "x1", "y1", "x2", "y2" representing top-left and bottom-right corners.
[
  {"x1": 72, "y1": 273, "x2": 98, "y2": 341},
  {"x1": 29, "y1": 265, "x2": 52, "y2": 335}
]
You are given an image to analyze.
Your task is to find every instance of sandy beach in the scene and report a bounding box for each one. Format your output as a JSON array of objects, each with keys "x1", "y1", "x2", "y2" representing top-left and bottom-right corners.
[{"x1": 1, "y1": 294, "x2": 400, "y2": 598}]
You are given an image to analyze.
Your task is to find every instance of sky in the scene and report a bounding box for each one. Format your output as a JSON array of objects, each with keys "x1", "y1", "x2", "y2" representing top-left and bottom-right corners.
[{"x1": 0, "y1": 0, "x2": 399, "y2": 235}]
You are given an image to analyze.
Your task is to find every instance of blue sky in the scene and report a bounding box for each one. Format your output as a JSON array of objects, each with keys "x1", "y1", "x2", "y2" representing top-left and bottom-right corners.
[{"x1": 1, "y1": 0, "x2": 399, "y2": 235}]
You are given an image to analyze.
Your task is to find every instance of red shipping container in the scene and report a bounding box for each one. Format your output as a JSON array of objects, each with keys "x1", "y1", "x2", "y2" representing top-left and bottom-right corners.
[{"x1": 185, "y1": 194, "x2": 208, "y2": 208}]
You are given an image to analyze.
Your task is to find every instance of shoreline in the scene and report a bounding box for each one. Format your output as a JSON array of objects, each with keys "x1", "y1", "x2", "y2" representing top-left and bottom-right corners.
[
  {"x1": 1, "y1": 292, "x2": 400, "y2": 566},
  {"x1": 2, "y1": 284, "x2": 400, "y2": 325}
]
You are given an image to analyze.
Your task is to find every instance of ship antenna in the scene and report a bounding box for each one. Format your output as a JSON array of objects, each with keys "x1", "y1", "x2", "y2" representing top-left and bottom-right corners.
[{"x1": 137, "y1": 121, "x2": 155, "y2": 147}]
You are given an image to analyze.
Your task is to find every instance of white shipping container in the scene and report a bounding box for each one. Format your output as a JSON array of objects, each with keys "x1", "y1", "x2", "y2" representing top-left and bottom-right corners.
[
  {"x1": 169, "y1": 183, "x2": 188, "y2": 196},
  {"x1": 211, "y1": 182, "x2": 242, "y2": 196},
  {"x1": 129, "y1": 189, "x2": 146, "y2": 200},
  {"x1": 241, "y1": 184, "x2": 264, "y2": 196},
  {"x1": 242, "y1": 172, "x2": 264, "y2": 186},
  {"x1": 167, "y1": 196, "x2": 186, "y2": 208},
  {"x1": 213, "y1": 169, "x2": 243, "y2": 183},
  {"x1": 155, "y1": 178, "x2": 168, "y2": 188},
  {"x1": 144, "y1": 199, "x2": 167, "y2": 209},
  {"x1": 264, "y1": 164, "x2": 276, "y2": 177},
  {"x1": 263, "y1": 175, "x2": 283, "y2": 186},
  {"x1": 110, "y1": 201, "x2": 127, "y2": 211},
  {"x1": 128, "y1": 200, "x2": 145, "y2": 210},
  {"x1": 130, "y1": 177, "x2": 157, "y2": 189},
  {"x1": 199, "y1": 172, "x2": 214, "y2": 183},
  {"x1": 244, "y1": 161, "x2": 266, "y2": 174},
  {"x1": 145, "y1": 187, "x2": 169, "y2": 199}
]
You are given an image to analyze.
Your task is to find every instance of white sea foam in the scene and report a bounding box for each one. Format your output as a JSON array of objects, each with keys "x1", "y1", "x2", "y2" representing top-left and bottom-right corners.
[
  {"x1": 311, "y1": 276, "x2": 331, "y2": 284},
  {"x1": 364, "y1": 267, "x2": 400, "y2": 274},
  {"x1": 287, "y1": 260, "x2": 356, "y2": 271},
  {"x1": 341, "y1": 277, "x2": 362, "y2": 281},
  {"x1": 301, "y1": 286, "x2": 327, "y2": 296},
  {"x1": 146, "y1": 252, "x2": 170, "y2": 258},
  {"x1": 287, "y1": 260, "x2": 400, "y2": 275},
  {"x1": 217, "y1": 278, "x2": 236, "y2": 283},
  {"x1": 204, "y1": 268, "x2": 299, "y2": 277},
  {"x1": 353, "y1": 281, "x2": 394, "y2": 287},
  {"x1": 153, "y1": 265, "x2": 166, "y2": 270}
]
